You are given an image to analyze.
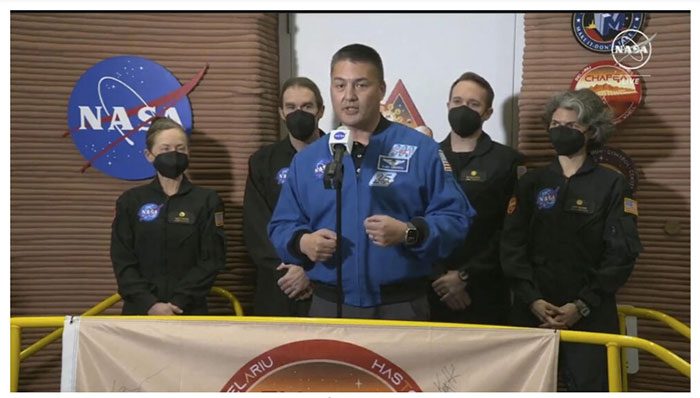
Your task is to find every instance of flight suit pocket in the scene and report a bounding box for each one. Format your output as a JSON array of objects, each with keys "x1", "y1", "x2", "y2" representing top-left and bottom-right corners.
[{"x1": 167, "y1": 210, "x2": 197, "y2": 246}]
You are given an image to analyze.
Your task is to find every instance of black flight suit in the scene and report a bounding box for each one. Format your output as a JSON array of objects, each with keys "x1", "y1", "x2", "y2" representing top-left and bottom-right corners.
[
  {"x1": 431, "y1": 132, "x2": 524, "y2": 325},
  {"x1": 111, "y1": 176, "x2": 227, "y2": 315},
  {"x1": 500, "y1": 156, "x2": 642, "y2": 391},
  {"x1": 243, "y1": 134, "x2": 321, "y2": 316}
]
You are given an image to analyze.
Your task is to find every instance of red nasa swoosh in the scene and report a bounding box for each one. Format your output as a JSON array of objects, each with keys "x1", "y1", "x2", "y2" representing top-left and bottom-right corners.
[{"x1": 63, "y1": 64, "x2": 208, "y2": 172}]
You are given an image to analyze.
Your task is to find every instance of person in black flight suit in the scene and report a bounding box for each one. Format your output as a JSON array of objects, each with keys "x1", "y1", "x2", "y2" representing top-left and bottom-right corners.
[
  {"x1": 430, "y1": 72, "x2": 524, "y2": 325},
  {"x1": 500, "y1": 88, "x2": 643, "y2": 391},
  {"x1": 111, "y1": 116, "x2": 227, "y2": 315},
  {"x1": 243, "y1": 77, "x2": 325, "y2": 316}
]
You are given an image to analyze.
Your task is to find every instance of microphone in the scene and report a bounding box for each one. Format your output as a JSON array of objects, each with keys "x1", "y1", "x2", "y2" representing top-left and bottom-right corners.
[
  {"x1": 324, "y1": 126, "x2": 351, "y2": 190},
  {"x1": 328, "y1": 126, "x2": 353, "y2": 161}
]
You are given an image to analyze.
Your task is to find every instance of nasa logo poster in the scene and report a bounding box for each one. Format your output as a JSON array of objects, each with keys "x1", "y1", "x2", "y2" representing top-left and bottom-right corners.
[{"x1": 67, "y1": 56, "x2": 195, "y2": 180}]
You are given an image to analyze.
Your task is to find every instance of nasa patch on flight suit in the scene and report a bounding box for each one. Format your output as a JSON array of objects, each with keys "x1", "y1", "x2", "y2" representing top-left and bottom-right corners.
[
  {"x1": 536, "y1": 187, "x2": 559, "y2": 210},
  {"x1": 168, "y1": 210, "x2": 196, "y2": 224},
  {"x1": 138, "y1": 203, "x2": 162, "y2": 222},
  {"x1": 275, "y1": 167, "x2": 289, "y2": 185},
  {"x1": 377, "y1": 155, "x2": 410, "y2": 173},
  {"x1": 565, "y1": 198, "x2": 596, "y2": 214},
  {"x1": 461, "y1": 169, "x2": 487, "y2": 182},
  {"x1": 624, "y1": 197, "x2": 638, "y2": 216}
]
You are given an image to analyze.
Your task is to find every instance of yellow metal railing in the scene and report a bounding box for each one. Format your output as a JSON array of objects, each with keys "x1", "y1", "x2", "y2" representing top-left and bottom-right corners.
[
  {"x1": 617, "y1": 305, "x2": 690, "y2": 391},
  {"x1": 11, "y1": 287, "x2": 243, "y2": 392},
  {"x1": 10, "y1": 314, "x2": 690, "y2": 392},
  {"x1": 618, "y1": 305, "x2": 690, "y2": 340},
  {"x1": 210, "y1": 286, "x2": 244, "y2": 316}
]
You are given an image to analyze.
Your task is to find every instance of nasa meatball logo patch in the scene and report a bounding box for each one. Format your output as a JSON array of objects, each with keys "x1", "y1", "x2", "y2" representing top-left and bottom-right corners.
[
  {"x1": 275, "y1": 167, "x2": 289, "y2": 185},
  {"x1": 314, "y1": 159, "x2": 331, "y2": 179},
  {"x1": 536, "y1": 187, "x2": 559, "y2": 210},
  {"x1": 221, "y1": 339, "x2": 421, "y2": 392},
  {"x1": 138, "y1": 203, "x2": 162, "y2": 222},
  {"x1": 66, "y1": 55, "x2": 202, "y2": 180}
]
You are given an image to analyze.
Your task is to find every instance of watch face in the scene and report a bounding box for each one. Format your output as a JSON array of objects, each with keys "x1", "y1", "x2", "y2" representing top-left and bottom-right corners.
[
  {"x1": 406, "y1": 229, "x2": 418, "y2": 243},
  {"x1": 458, "y1": 270, "x2": 468, "y2": 281},
  {"x1": 405, "y1": 228, "x2": 418, "y2": 244}
]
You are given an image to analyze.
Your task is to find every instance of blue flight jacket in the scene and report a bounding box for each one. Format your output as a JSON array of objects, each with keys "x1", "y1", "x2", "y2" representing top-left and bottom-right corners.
[{"x1": 268, "y1": 121, "x2": 476, "y2": 307}]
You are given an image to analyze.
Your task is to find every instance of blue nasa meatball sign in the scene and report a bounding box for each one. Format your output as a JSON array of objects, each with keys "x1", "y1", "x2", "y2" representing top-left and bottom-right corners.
[{"x1": 67, "y1": 56, "x2": 193, "y2": 180}]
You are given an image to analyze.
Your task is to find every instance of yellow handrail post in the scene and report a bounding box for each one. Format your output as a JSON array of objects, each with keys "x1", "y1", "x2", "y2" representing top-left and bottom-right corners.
[
  {"x1": 10, "y1": 324, "x2": 21, "y2": 392},
  {"x1": 618, "y1": 311, "x2": 629, "y2": 392},
  {"x1": 606, "y1": 342, "x2": 622, "y2": 392},
  {"x1": 210, "y1": 286, "x2": 244, "y2": 316}
]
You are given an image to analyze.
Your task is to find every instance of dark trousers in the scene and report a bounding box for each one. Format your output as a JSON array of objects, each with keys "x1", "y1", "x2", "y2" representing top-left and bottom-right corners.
[
  {"x1": 559, "y1": 341, "x2": 609, "y2": 391},
  {"x1": 308, "y1": 294, "x2": 430, "y2": 321},
  {"x1": 508, "y1": 297, "x2": 619, "y2": 392},
  {"x1": 253, "y1": 268, "x2": 311, "y2": 317}
]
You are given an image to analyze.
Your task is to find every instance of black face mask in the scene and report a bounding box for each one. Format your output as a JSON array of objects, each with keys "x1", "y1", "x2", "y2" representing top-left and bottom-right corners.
[
  {"x1": 285, "y1": 109, "x2": 317, "y2": 141},
  {"x1": 448, "y1": 105, "x2": 483, "y2": 138},
  {"x1": 548, "y1": 125, "x2": 586, "y2": 156},
  {"x1": 153, "y1": 151, "x2": 189, "y2": 179}
]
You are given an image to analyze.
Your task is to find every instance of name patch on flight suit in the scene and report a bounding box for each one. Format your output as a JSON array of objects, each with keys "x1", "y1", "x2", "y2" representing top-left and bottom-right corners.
[
  {"x1": 624, "y1": 197, "x2": 639, "y2": 216},
  {"x1": 369, "y1": 172, "x2": 397, "y2": 187},
  {"x1": 565, "y1": 198, "x2": 596, "y2": 214},
  {"x1": 138, "y1": 203, "x2": 162, "y2": 222},
  {"x1": 461, "y1": 169, "x2": 487, "y2": 182},
  {"x1": 377, "y1": 155, "x2": 409, "y2": 173},
  {"x1": 536, "y1": 187, "x2": 559, "y2": 210},
  {"x1": 168, "y1": 210, "x2": 196, "y2": 224}
]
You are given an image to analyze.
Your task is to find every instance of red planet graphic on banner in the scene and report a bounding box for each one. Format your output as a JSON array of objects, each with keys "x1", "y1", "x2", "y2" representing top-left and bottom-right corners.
[{"x1": 221, "y1": 339, "x2": 422, "y2": 392}]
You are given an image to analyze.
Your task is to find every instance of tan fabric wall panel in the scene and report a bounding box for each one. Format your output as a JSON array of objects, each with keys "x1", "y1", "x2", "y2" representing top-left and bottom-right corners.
[
  {"x1": 11, "y1": 12, "x2": 279, "y2": 391},
  {"x1": 520, "y1": 13, "x2": 689, "y2": 392}
]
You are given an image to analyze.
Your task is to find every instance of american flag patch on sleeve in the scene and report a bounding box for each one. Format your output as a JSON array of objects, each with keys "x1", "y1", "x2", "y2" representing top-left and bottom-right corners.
[
  {"x1": 438, "y1": 149, "x2": 452, "y2": 172},
  {"x1": 623, "y1": 197, "x2": 638, "y2": 216}
]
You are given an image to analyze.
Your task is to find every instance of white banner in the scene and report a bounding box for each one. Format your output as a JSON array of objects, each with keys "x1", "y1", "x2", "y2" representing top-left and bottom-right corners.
[{"x1": 61, "y1": 317, "x2": 559, "y2": 392}]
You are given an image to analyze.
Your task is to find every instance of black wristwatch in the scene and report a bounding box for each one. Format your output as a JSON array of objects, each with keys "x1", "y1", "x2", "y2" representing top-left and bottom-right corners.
[
  {"x1": 574, "y1": 299, "x2": 591, "y2": 317},
  {"x1": 458, "y1": 269, "x2": 469, "y2": 282},
  {"x1": 404, "y1": 222, "x2": 419, "y2": 246}
]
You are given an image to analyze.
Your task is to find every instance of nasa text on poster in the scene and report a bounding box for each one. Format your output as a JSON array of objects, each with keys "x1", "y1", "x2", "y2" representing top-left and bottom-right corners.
[{"x1": 67, "y1": 56, "x2": 204, "y2": 180}]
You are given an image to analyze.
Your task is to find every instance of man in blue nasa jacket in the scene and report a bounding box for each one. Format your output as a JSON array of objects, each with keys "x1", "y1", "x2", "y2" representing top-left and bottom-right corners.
[{"x1": 269, "y1": 43, "x2": 475, "y2": 320}]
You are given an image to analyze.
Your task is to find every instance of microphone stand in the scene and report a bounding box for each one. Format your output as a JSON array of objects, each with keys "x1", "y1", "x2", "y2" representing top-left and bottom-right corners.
[{"x1": 323, "y1": 148, "x2": 345, "y2": 318}]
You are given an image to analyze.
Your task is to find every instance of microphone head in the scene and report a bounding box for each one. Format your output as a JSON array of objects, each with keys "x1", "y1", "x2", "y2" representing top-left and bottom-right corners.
[{"x1": 328, "y1": 126, "x2": 353, "y2": 155}]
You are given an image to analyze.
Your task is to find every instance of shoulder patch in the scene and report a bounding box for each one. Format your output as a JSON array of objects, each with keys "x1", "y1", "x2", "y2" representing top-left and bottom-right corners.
[
  {"x1": 624, "y1": 197, "x2": 638, "y2": 216},
  {"x1": 507, "y1": 196, "x2": 517, "y2": 215},
  {"x1": 215, "y1": 211, "x2": 225, "y2": 227},
  {"x1": 517, "y1": 165, "x2": 527, "y2": 179},
  {"x1": 438, "y1": 149, "x2": 452, "y2": 172}
]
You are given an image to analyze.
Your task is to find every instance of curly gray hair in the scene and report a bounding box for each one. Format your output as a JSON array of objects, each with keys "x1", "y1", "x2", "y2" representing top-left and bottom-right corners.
[{"x1": 542, "y1": 89, "x2": 615, "y2": 146}]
